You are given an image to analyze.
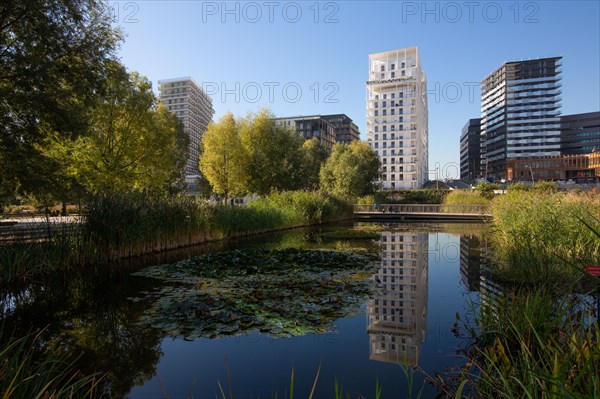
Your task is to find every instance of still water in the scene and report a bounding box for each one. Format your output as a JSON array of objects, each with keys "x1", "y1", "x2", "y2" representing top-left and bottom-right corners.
[{"x1": 2, "y1": 222, "x2": 490, "y2": 398}]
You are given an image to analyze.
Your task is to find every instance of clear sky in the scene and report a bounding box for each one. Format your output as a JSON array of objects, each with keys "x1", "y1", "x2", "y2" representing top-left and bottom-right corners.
[{"x1": 110, "y1": 0, "x2": 600, "y2": 179}]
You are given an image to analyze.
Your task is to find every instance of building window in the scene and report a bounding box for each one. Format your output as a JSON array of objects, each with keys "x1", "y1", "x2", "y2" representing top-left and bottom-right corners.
[
  {"x1": 391, "y1": 63, "x2": 395, "y2": 70},
  {"x1": 391, "y1": 72, "x2": 395, "y2": 78},
  {"x1": 381, "y1": 65, "x2": 385, "y2": 72}
]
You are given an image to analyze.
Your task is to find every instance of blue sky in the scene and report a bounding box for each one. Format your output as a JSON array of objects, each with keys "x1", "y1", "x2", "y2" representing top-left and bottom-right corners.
[{"x1": 111, "y1": 0, "x2": 600, "y2": 179}]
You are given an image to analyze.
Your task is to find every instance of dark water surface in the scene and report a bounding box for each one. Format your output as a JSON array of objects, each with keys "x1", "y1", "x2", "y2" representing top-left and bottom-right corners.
[{"x1": 1, "y1": 222, "x2": 490, "y2": 398}]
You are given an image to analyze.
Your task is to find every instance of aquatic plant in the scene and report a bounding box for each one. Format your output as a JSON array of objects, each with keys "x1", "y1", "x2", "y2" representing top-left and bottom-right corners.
[{"x1": 130, "y1": 248, "x2": 380, "y2": 339}]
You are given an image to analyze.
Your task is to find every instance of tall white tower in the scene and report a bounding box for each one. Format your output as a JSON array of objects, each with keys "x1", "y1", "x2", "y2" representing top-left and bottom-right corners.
[{"x1": 366, "y1": 48, "x2": 428, "y2": 189}]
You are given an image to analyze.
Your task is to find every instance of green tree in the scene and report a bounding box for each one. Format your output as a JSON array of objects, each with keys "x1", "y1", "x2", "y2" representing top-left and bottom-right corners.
[
  {"x1": 240, "y1": 109, "x2": 305, "y2": 194},
  {"x1": 299, "y1": 138, "x2": 329, "y2": 190},
  {"x1": 320, "y1": 142, "x2": 381, "y2": 198},
  {"x1": 44, "y1": 65, "x2": 187, "y2": 194},
  {"x1": 199, "y1": 113, "x2": 249, "y2": 204},
  {"x1": 0, "y1": 0, "x2": 122, "y2": 195}
]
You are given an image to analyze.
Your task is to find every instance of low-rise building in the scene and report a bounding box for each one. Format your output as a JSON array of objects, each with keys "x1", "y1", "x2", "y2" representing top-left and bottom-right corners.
[
  {"x1": 506, "y1": 152, "x2": 600, "y2": 183},
  {"x1": 321, "y1": 114, "x2": 360, "y2": 144},
  {"x1": 274, "y1": 115, "x2": 337, "y2": 151}
]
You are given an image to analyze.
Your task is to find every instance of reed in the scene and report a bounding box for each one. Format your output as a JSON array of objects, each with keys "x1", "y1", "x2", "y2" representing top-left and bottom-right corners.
[
  {"x1": 453, "y1": 288, "x2": 600, "y2": 399},
  {"x1": 0, "y1": 327, "x2": 101, "y2": 398},
  {"x1": 0, "y1": 191, "x2": 350, "y2": 285},
  {"x1": 489, "y1": 190, "x2": 600, "y2": 287}
]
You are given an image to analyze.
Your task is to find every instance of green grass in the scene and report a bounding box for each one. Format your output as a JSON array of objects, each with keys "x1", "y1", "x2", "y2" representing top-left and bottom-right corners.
[
  {"x1": 0, "y1": 327, "x2": 101, "y2": 398},
  {"x1": 0, "y1": 191, "x2": 350, "y2": 286},
  {"x1": 489, "y1": 190, "x2": 600, "y2": 288},
  {"x1": 449, "y1": 289, "x2": 600, "y2": 399}
]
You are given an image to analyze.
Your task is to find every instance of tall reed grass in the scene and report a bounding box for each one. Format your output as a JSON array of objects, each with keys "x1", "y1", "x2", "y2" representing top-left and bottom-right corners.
[
  {"x1": 450, "y1": 289, "x2": 600, "y2": 399},
  {"x1": 0, "y1": 327, "x2": 101, "y2": 398},
  {"x1": 489, "y1": 190, "x2": 600, "y2": 287},
  {"x1": 0, "y1": 191, "x2": 350, "y2": 285}
]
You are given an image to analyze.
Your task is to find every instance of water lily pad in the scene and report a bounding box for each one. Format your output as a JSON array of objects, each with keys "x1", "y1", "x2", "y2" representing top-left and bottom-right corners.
[{"x1": 130, "y1": 249, "x2": 379, "y2": 339}]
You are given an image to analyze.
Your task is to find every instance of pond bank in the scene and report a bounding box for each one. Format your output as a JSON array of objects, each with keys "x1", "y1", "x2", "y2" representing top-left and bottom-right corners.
[{"x1": 0, "y1": 191, "x2": 352, "y2": 287}]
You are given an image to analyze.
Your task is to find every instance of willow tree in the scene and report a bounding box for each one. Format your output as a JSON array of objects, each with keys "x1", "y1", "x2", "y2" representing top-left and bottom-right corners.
[
  {"x1": 240, "y1": 109, "x2": 305, "y2": 195},
  {"x1": 199, "y1": 113, "x2": 249, "y2": 204},
  {"x1": 320, "y1": 142, "x2": 381, "y2": 198}
]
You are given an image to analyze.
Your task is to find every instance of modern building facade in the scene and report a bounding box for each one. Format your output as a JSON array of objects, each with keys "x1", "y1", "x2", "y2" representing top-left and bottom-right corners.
[
  {"x1": 321, "y1": 114, "x2": 361, "y2": 144},
  {"x1": 367, "y1": 231, "x2": 428, "y2": 365},
  {"x1": 560, "y1": 111, "x2": 600, "y2": 155},
  {"x1": 480, "y1": 57, "x2": 562, "y2": 181},
  {"x1": 460, "y1": 118, "x2": 482, "y2": 181},
  {"x1": 366, "y1": 47, "x2": 429, "y2": 190},
  {"x1": 158, "y1": 77, "x2": 214, "y2": 191},
  {"x1": 274, "y1": 115, "x2": 337, "y2": 151},
  {"x1": 506, "y1": 152, "x2": 600, "y2": 183}
]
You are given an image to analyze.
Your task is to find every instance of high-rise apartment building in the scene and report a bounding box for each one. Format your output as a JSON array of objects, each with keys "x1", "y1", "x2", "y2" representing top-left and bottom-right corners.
[
  {"x1": 460, "y1": 118, "x2": 482, "y2": 181},
  {"x1": 366, "y1": 47, "x2": 429, "y2": 190},
  {"x1": 158, "y1": 77, "x2": 214, "y2": 191},
  {"x1": 480, "y1": 57, "x2": 562, "y2": 180}
]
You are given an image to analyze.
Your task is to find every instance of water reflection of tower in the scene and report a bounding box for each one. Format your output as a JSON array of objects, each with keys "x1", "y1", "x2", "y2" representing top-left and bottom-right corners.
[
  {"x1": 459, "y1": 234, "x2": 504, "y2": 315},
  {"x1": 459, "y1": 234, "x2": 482, "y2": 291},
  {"x1": 367, "y1": 231, "x2": 428, "y2": 366}
]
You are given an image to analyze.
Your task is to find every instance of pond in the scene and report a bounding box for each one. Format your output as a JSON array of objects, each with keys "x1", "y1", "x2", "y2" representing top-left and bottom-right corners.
[{"x1": 1, "y1": 221, "x2": 492, "y2": 398}]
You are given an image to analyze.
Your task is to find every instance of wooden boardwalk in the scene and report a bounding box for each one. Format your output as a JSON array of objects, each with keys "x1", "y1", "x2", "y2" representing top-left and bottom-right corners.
[{"x1": 353, "y1": 204, "x2": 492, "y2": 222}]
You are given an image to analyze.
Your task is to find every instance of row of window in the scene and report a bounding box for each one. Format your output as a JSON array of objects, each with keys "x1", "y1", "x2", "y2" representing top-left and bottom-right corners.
[
  {"x1": 373, "y1": 125, "x2": 415, "y2": 133},
  {"x1": 382, "y1": 174, "x2": 405, "y2": 181},
  {"x1": 377, "y1": 335, "x2": 408, "y2": 344},
  {"x1": 373, "y1": 142, "x2": 408, "y2": 149},
  {"x1": 379, "y1": 62, "x2": 406, "y2": 71},
  {"x1": 373, "y1": 92, "x2": 411, "y2": 100},
  {"x1": 376, "y1": 71, "x2": 408, "y2": 79},
  {"x1": 373, "y1": 109, "x2": 409, "y2": 117}
]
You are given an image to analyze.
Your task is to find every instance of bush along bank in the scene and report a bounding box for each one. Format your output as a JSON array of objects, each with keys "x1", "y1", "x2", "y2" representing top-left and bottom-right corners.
[{"x1": 0, "y1": 191, "x2": 352, "y2": 286}]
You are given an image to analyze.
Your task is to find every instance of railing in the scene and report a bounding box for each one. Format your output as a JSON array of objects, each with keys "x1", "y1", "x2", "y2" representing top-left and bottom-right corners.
[{"x1": 353, "y1": 204, "x2": 491, "y2": 215}]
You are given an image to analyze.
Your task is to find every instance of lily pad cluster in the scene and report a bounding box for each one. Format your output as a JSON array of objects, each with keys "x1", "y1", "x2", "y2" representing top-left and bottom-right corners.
[{"x1": 130, "y1": 248, "x2": 379, "y2": 339}]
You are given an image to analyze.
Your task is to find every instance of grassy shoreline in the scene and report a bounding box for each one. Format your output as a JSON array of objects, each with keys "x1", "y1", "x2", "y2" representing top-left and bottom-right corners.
[{"x1": 0, "y1": 191, "x2": 352, "y2": 287}]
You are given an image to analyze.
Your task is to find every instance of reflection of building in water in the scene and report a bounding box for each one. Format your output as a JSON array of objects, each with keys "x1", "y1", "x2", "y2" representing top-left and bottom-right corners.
[
  {"x1": 367, "y1": 231, "x2": 428, "y2": 366},
  {"x1": 459, "y1": 234, "x2": 504, "y2": 317},
  {"x1": 459, "y1": 235, "x2": 482, "y2": 291}
]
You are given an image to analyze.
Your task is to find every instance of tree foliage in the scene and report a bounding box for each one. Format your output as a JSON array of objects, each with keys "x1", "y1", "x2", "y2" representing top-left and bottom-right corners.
[
  {"x1": 199, "y1": 113, "x2": 248, "y2": 204},
  {"x1": 299, "y1": 138, "x2": 329, "y2": 190},
  {"x1": 0, "y1": 0, "x2": 122, "y2": 195},
  {"x1": 240, "y1": 109, "x2": 305, "y2": 195},
  {"x1": 320, "y1": 142, "x2": 381, "y2": 198},
  {"x1": 43, "y1": 65, "x2": 188, "y2": 194}
]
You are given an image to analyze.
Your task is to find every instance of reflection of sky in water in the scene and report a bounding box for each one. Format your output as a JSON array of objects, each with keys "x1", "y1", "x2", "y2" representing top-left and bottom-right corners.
[{"x1": 129, "y1": 226, "x2": 482, "y2": 399}]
